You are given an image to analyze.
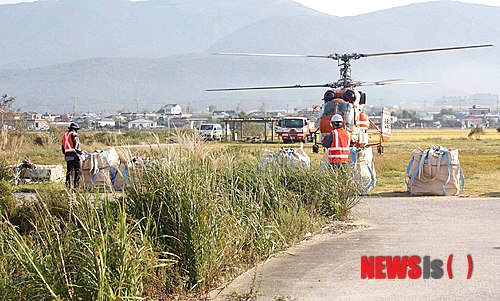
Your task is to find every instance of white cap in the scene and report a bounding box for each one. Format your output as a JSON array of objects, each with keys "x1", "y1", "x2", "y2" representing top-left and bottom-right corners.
[{"x1": 330, "y1": 114, "x2": 343, "y2": 124}]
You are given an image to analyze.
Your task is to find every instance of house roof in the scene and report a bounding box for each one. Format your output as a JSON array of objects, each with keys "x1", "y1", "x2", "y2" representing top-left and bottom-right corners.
[
  {"x1": 159, "y1": 104, "x2": 179, "y2": 109},
  {"x1": 213, "y1": 110, "x2": 236, "y2": 114},
  {"x1": 129, "y1": 118, "x2": 154, "y2": 124}
]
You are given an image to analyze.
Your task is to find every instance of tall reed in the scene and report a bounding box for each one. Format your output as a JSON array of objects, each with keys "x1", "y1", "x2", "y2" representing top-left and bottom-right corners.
[
  {"x1": 1, "y1": 133, "x2": 361, "y2": 299},
  {"x1": 126, "y1": 134, "x2": 361, "y2": 293},
  {"x1": 0, "y1": 193, "x2": 172, "y2": 300}
]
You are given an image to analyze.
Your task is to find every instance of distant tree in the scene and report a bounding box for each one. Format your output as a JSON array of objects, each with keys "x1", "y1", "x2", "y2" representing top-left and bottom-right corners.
[
  {"x1": 242, "y1": 122, "x2": 266, "y2": 138},
  {"x1": 236, "y1": 101, "x2": 245, "y2": 114},
  {"x1": 208, "y1": 105, "x2": 217, "y2": 113},
  {"x1": 259, "y1": 102, "x2": 268, "y2": 114},
  {"x1": 1, "y1": 94, "x2": 19, "y2": 130},
  {"x1": 468, "y1": 125, "x2": 486, "y2": 140},
  {"x1": 0, "y1": 94, "x2": 15, "y2": 111},
  {"x1": 440, "y1": 108, "x2": 454, "y2": 115},
  {"x1": 402, "y1": 110, "x2": 416, "y2": 119}
]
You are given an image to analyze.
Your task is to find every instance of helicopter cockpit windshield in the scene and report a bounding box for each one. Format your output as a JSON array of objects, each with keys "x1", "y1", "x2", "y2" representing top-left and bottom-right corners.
[
  {"x1": 321, "y1": 100, "x2": 349, "y2": 116},
  {"x1": 321, "y1": 100, "x2": 353, "y2": 130},
  {"x1": 336, "y1": 101, "x2": 350, "y2": 117}
]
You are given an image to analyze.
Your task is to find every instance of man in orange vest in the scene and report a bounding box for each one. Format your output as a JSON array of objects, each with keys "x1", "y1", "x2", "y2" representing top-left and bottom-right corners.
[
  {"x1": 322, "y1": 114, "x2": 351, "y2": 169},
  {"x1": 61, "y1": 122, "x2": 83, "y2": 188}
]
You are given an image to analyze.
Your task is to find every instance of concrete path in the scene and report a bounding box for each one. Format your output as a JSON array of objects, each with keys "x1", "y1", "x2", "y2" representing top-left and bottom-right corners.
[{"x1": 212, "y1": 197, "x2": 500, "y2": 300}]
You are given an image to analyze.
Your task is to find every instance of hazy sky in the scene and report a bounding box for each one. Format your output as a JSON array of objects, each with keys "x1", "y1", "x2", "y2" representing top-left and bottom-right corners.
[
  {"x1": 292, "y1": 0, "x2": 500, "y2": 16},
  {"x1": 0, "y1": 0, "x2": 499, "y2": 16}
]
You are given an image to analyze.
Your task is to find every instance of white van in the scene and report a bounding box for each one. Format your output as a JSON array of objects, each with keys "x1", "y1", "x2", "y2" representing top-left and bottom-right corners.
[{"x1": 198, "y1": 123, "x2": 223, "y2": 141}]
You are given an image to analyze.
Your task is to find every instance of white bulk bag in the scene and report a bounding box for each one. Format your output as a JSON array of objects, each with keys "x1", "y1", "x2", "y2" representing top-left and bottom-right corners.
[{"x1": 406, "y1": 146, "x2": 464, "y2": 196}]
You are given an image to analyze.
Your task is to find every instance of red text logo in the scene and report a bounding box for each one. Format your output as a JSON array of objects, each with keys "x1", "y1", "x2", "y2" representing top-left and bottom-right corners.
[{"x1": 360, "y1": 255, "x2": 473, "y2": 280}]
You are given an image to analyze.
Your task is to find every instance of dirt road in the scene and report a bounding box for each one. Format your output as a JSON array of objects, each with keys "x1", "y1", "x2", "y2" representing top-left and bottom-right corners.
[{"x1": 212, "y1": 197, "x2": 500, "y2": 300}]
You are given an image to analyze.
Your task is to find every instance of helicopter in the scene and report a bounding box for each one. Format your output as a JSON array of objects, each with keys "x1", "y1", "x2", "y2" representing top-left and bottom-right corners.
[{"x1": 206, "y1": 44, "x2": 493, "y2": 154}]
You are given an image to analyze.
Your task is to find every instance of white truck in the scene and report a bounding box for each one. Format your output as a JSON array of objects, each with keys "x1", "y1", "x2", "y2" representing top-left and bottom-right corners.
[
  {"x1": 198, "y1": 123, "x2": 223, "y2": 141},
  {"x1": 275, "y1": 116, "x2": 316, "y2": 143}
]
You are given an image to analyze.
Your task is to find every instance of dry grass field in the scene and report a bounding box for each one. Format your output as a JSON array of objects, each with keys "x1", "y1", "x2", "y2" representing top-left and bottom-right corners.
[
  {"x1": 218, "y1": 128, "x2": 500, "y2": 197},
  {"x1": 372, "y1": 128, "x2": 500, "y2": 197},
  {"x1": 1, "y1": 127, "x2": 498, "y2": 196}
]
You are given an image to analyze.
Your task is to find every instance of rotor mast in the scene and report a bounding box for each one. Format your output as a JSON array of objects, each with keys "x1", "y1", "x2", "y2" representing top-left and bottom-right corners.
[{"x1": 328, "y1": 53, "x2": 363, "y2": 89}]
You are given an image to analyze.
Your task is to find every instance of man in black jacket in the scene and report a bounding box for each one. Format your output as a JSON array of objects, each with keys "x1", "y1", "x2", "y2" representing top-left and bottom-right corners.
[{"x1": 61, "y1": 122, "x2": 83, "y2": 188}]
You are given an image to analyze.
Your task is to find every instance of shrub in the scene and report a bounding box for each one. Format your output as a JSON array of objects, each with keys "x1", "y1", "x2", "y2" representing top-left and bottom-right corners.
[
  {"x1": 0, "y1": 158, "x2": 13, "y2": 182},
  {"x1": 1, "y1": 130, "x2": 25, "y2": 152},
  {"x1": 0, "y1": 180, "x2": 15, "y2": 215},
  {"x1": 468, "y1": 125, "x2": 486, "y2": 139}
]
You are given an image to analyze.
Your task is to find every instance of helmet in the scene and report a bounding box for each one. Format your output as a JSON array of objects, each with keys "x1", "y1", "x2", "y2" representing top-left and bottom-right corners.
[
  {"x1": 68, "y1": 122, "x2": 80, "y2": 130},
  {"x1": 343, "y1": 90, "x2": 356, "y2": 103},
  {"x1": 330, "y1": 114, "x2": 344, "y2": 128},
  {"x1": 323, "y1": 91, "x2": 336, "y2": 102},
  {"x1": 331, "y1": 114, "x2": 343, "y2": 123}
]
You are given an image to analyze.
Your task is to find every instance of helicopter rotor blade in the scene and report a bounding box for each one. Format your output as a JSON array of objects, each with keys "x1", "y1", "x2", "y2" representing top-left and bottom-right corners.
[
  {"x1": 213, "y1": 44, "x2": 493, "y2": 62},
  {"x1": 207, "y1": 79, "x2": 438, "y2": 91},
  {"x1": 360, "y1": 44, "x2": 493, "y2": 58},
  {"x1": 354, "y1": 79, "x2": 438, "y2": 87},
  {"x1": 207, "y1": 83, "x2": 334, "y2": 92},
  {"x1": 388, "y1": 81, "x2": 439, "y2": 85},
  {"x1": 213, "y1": 52, "x2": 331, "y2": 59},
  {"x1": 353, "y1": 79, "x2": 402, "y2": 86}
]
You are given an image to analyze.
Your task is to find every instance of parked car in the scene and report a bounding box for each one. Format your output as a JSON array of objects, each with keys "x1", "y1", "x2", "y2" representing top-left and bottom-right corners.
[{"x1": 198, "y1": 123, "x2": 222, "y2": 141}]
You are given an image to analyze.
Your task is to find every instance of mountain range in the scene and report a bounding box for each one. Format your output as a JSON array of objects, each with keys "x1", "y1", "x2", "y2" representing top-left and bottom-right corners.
[{"x1": 0, "y1": 0, "x2": 499, "y2": 113}]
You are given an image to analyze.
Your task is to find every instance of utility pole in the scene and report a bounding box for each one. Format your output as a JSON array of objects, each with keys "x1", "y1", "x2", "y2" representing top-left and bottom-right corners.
[
  {"x1": 134, "y1": 98, "x2": 139, "y2": 113},
  {"x1": 72, "y1": 97, "x2": 77, "y2": 116}
]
